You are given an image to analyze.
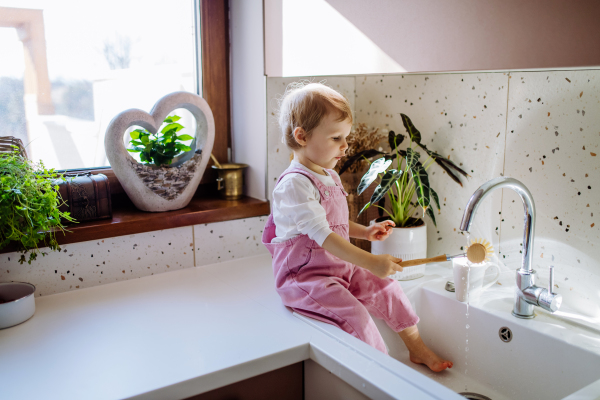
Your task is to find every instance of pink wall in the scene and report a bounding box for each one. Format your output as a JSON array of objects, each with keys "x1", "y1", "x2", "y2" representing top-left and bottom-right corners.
[{"x1": 325, "y1": 0, "x2": 600, "y2": 72}]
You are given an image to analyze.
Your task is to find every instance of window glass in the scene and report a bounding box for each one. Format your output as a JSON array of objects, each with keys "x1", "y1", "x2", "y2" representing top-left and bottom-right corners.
[{"x1": 0, "y1": 0, "x2": 198, "y2": 170}]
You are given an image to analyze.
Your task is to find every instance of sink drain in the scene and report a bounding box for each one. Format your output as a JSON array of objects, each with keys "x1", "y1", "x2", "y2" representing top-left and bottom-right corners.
[
  {"x1": 459, "y1": 392, "x2": 492, "y2": 400},
  {"x1": 499, "y1": 326, "x2": 512, "y2": 343}
]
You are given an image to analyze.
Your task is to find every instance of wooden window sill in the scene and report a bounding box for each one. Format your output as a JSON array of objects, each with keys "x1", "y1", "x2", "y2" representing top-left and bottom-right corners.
[{"x1": 0, "y1": 193, "x2": 270, "y2": 254}]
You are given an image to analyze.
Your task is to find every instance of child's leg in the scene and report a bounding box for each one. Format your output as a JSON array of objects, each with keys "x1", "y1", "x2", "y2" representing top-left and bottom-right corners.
[
  {"x1": 397, "y1": 325, "x2": 453, "y2": 372},
  {"x1": 283, "y1": 274, "x2": 389, "y2": 354},
  {"x1": 349, "y1": 267, "x2": 452, "y2": 372}
]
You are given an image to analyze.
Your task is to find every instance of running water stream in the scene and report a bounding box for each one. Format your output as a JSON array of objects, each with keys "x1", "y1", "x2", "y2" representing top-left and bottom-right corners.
[{"x1": 464, "y1": 233, "x2": 472, "y2": 392}]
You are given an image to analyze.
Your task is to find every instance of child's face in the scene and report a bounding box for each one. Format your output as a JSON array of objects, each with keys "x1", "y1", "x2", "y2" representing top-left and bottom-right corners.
[{"x1": 295, "y1": 111, "x2": 351, "y2": 173}]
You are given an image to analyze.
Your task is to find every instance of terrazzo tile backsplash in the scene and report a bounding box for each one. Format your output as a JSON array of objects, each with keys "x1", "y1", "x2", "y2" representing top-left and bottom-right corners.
[
  {"x1": 500, "y1": 70, "x2": 599, "y2": 282},
  {"x1": 0, "y1": 217, "x2": 269, "y2": 297},
  {"x1": 266, "y1": 68, "x2": 599, "y2": 279}
]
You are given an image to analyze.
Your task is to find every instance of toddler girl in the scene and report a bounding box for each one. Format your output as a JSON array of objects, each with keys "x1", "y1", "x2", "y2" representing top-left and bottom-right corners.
[{"x1": 261, "y1": 82, "x2": 452, "y2": 372}]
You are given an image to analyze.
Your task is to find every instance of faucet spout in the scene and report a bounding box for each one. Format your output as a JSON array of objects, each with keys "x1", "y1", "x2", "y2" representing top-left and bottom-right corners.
[
  {"x1": 459, "y1": 177, "x2": 561, "y2": 319},
  {"x1": 459, "y1": 177, "x2": 535, "y2": 273}
]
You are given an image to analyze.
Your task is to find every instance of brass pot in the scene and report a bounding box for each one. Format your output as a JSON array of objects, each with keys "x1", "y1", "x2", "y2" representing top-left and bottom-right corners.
[{"x1": 212, "y1": 163, "x2": 248, "y2": 199}]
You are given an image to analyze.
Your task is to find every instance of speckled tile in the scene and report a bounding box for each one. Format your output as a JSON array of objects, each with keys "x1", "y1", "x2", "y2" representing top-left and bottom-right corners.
[
  {"x1": 501, "y1": 70, "x2": 600, "y2": 276},
  {"x1": 194, "y1": 216, "x2": 270, "y2": 266},
  {"x1": 355, "y1": 73, "x2": 509, "y2": 258},
  {"x1": 266, "y1": 76, "x2": 356, "y2": 202},
  {"x1": 0, "y1": 226, "x2": 195, "y2": 297}
]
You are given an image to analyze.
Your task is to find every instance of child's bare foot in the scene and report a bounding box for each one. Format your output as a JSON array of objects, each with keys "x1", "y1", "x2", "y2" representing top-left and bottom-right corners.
[
  {"x1": 398, "y1": 325, "x2": 453, "y2": 372},
  {"x1": 409, "y1": 350, "x2": 453, "y2": 372}
]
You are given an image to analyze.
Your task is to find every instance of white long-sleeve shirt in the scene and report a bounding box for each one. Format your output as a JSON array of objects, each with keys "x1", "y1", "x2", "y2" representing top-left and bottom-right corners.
[{"x1": 271, "y1": 160, "x2": 340, "y2": 246}]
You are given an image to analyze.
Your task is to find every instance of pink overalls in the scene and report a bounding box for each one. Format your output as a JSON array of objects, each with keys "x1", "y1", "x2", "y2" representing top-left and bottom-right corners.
[{"x1": 262, "y1": 166, "x2": 419, "y2": 354}]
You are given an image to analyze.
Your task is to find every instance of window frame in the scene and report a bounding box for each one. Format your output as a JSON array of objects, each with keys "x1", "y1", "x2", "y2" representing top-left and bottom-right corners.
[{"x1": 58, "y1": 0, "x2": 231, "y2": 197}]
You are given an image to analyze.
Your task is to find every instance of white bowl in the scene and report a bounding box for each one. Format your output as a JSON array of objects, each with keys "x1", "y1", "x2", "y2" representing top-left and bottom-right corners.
[{"x1": 0, "y1": 282, "x2": 36, "y2": 329}]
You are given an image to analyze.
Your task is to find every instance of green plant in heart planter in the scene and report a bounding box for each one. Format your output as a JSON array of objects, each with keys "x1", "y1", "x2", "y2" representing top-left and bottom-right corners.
[
  {"x1": 126, "y1": 115, "x2": 194, "y2": 167},
  {"x1": 105, "y1": 91, "x2": 215, "y2": 212},
  {"x1": 339, "y1": 114, "x2": 470, "y2": 280}
]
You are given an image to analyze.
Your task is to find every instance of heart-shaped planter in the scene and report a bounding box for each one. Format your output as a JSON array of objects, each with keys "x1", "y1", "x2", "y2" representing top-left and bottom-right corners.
[{"x1": 105, "y1": 91, "x2": 215, "y2": 212}]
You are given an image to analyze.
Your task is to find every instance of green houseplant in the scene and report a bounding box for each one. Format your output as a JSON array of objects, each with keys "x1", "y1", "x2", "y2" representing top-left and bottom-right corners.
[
  {"x1": 126, "y1": 115, "x2": 193, "y2": 167},
  {"x1": 0, "y1": 147, "x2": 76, "y2": 264},
  {"x1": 340, "y1": 114, "x2": 469, "y2": 227},
  {"x1": 340, "y1": 114, "x2": 469, "y2": 280}
]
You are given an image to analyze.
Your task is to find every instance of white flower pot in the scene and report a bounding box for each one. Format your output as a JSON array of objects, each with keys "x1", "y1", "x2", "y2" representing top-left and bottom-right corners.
[{"x1": 370, "y1": 219, "x2": 427, "y2": 280}]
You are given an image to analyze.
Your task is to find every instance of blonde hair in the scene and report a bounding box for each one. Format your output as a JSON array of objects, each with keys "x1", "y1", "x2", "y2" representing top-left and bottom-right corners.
[{"x1": 278, "y1": 82, "x2": 353, "y2": 150}]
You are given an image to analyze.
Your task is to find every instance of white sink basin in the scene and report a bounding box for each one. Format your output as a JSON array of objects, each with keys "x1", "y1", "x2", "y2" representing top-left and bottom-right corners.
[
  {"x1": 296, "y1": 263, "x2": 600, "y2": 399},
  {"x1": 376, "y1": 270, "x2": 600, "y2": 400}
]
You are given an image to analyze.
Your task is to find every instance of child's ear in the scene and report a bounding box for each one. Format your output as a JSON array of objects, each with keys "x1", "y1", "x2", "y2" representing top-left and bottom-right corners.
[{"x1": 293, "y1": 127, "x2": 307, "y2": 146}]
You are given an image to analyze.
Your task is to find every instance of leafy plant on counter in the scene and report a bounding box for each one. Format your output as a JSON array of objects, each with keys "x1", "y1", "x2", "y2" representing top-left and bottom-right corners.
[
  {"x1": 339, "y1": 114, "x2": 470, "y2": 227},
  {"x1": 0, "y1": 147, "x2": 76, "y2": 264},
  {"x1": 127, "y1": 115, "x2": 193, "y2": 166}
]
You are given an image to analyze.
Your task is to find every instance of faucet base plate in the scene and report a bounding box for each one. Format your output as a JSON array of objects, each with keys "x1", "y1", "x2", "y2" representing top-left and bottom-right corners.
[{"x1": 512, "y1": 310, "x2": 535, "y2": 319}]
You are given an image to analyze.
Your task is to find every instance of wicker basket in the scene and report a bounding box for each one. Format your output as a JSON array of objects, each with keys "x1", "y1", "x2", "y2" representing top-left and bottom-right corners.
[{"x1": 0, "y1": 136, "x2": 28, "y2": 159}]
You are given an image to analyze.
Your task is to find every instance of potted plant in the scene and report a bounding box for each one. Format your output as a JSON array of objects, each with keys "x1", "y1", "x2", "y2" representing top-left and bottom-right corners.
[
  {"x1": 126, "y1": 115, "x2": 194, "y2": 167},
  {"x1": 0, "y1": 146, "x2": 75, "y2": 264},
  {"x1": 339, "y1": 114, "x2": 469, "y2": 280},
  {"x1": 104, "y1": 91, "x2": 215, "y2": 212}
]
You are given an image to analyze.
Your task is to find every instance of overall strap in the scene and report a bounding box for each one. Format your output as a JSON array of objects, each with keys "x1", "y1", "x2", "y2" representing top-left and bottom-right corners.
[
  {"x1": 275, "y1": 167, "x2": 329, "y2": 194},
  {"x1": 324, "y1": 169, "x2": 349, "y2": 196}
]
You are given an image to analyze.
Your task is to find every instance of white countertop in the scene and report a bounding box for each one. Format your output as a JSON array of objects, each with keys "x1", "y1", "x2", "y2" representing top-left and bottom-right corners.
[{"x1": 0, "y1": 253, "x2": 461, "y2": 400}]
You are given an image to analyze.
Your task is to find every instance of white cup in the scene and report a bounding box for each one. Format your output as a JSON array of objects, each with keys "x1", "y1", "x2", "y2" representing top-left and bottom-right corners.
[{"x1": 452, "y1": 257, "x2": 500, "y2": 302}]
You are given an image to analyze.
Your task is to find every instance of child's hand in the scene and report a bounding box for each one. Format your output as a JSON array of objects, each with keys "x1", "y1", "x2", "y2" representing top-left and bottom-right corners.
[
  {"x1": 366, "y1": 220, "x2": 395, "y2": 241},
  {"x1": 366, "y1": 254, "x2": 403, "y2": 279}
]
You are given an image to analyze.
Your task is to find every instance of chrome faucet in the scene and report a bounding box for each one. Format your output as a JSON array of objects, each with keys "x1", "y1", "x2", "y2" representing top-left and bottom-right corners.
[{"x1": 459, "y1": 177, "x2": 562, "y2": 319}]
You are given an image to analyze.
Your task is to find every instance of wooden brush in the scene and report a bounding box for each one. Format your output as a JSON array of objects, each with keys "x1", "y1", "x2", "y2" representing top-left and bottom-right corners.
[{"x1": 397, "y1": 238, "x2": 494, "y2": 268}]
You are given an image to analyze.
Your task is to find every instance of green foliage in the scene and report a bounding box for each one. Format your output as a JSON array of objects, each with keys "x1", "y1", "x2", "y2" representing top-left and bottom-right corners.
[
  {"x1": 347, "y1": 114, "x2": 470, "y2": 227},
  {"x1": 126, "y1": 115, "x2": 193, "y2": 166},
  {"x1": 0, "y1": 147, "x2": 76, "y2": 264}
]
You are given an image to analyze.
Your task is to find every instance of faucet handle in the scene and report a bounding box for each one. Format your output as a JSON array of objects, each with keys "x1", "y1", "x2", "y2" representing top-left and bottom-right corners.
[{"x1": 538, "y1": 266, "x2": 562, "y2": 312}]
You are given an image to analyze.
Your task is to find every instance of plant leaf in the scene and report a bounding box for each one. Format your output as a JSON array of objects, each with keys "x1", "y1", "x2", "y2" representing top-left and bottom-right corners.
[
  {"x1": 357, "y1": 202, "x2": 371, "y2": 218},
  {"x1": 175, "y1": 144, "x2": 191, "y2": 152},
  {"x1": 165, "y1": 115, "x2": 181, "y2": 123},
  {"x1": 387, "y1": 130, "x2": 405, "y2": 151},
  {"x1": 426, "y1": 206, "x2": 437, "y2": 227},
  {"x1": 357, "y1": 157, "x2": 392, "y2": 195},
  {"x1": 417, "y1": 145, "x2": 469, "y2": 186},
  {"x1": 405, "y1": 147, "x2": 421, "y2": 170},
  {"x1": 126, "y1": 148, "x2": 141, "y2": 153},
  {"x1": 130, "y1": 130, "x2": 141, "y2": 140},
  {"x1": 411, "y1": 164, "x2": 431, "y2": 214},
  {"x1": 436, "y1": 154, "x2": 469, "y2": 177},
  {"x1": 161, "y1": 123, "x2": 184, "y2": 134},
  {"x1": 358, "y1": 169, "x2": 402, "y2": 217},
  {"x1": 406, "y1": 148, "x2": 431, "y2": 215},
  {"x1": 400, "y1": 113, "x2": 422, "y2": 144},
  {"x1": 176, "y1": 134, "x2": 193, "y2": 141},
  {"x1": 430, "y1": 154, "x2": 464, "y2": 187},
  {"x1": 140, "y1": 135, "x2": 149, "y2": 145},
  {"x1": 431, "y1": 188, "x2": 440, "y2": 210},
  {"x1": 339, "y1": 149, "x2": 386, "y2": 175}
]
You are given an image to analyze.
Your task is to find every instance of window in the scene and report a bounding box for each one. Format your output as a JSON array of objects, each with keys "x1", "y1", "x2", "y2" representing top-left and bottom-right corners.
[{"x1": 0, "y1": 0, "x2": 207, "y2": 171}]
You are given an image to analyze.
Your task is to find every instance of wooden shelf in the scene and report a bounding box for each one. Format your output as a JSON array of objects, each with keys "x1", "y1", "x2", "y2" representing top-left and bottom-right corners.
[{"x1": 1, "y1": 194, "x2": 270, "y2": 254}]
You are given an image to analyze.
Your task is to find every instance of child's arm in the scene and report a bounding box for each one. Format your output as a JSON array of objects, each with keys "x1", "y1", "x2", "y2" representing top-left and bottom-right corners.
[
  {"x1": 350, "y1": 220, "x2": 395, "y2": 241},
  {"x1": 349, "y1": 220, "x2": 367, "y2": 239},
  {"x1": 322, "y1": 232, "x2": 402, "y2": 278}
]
